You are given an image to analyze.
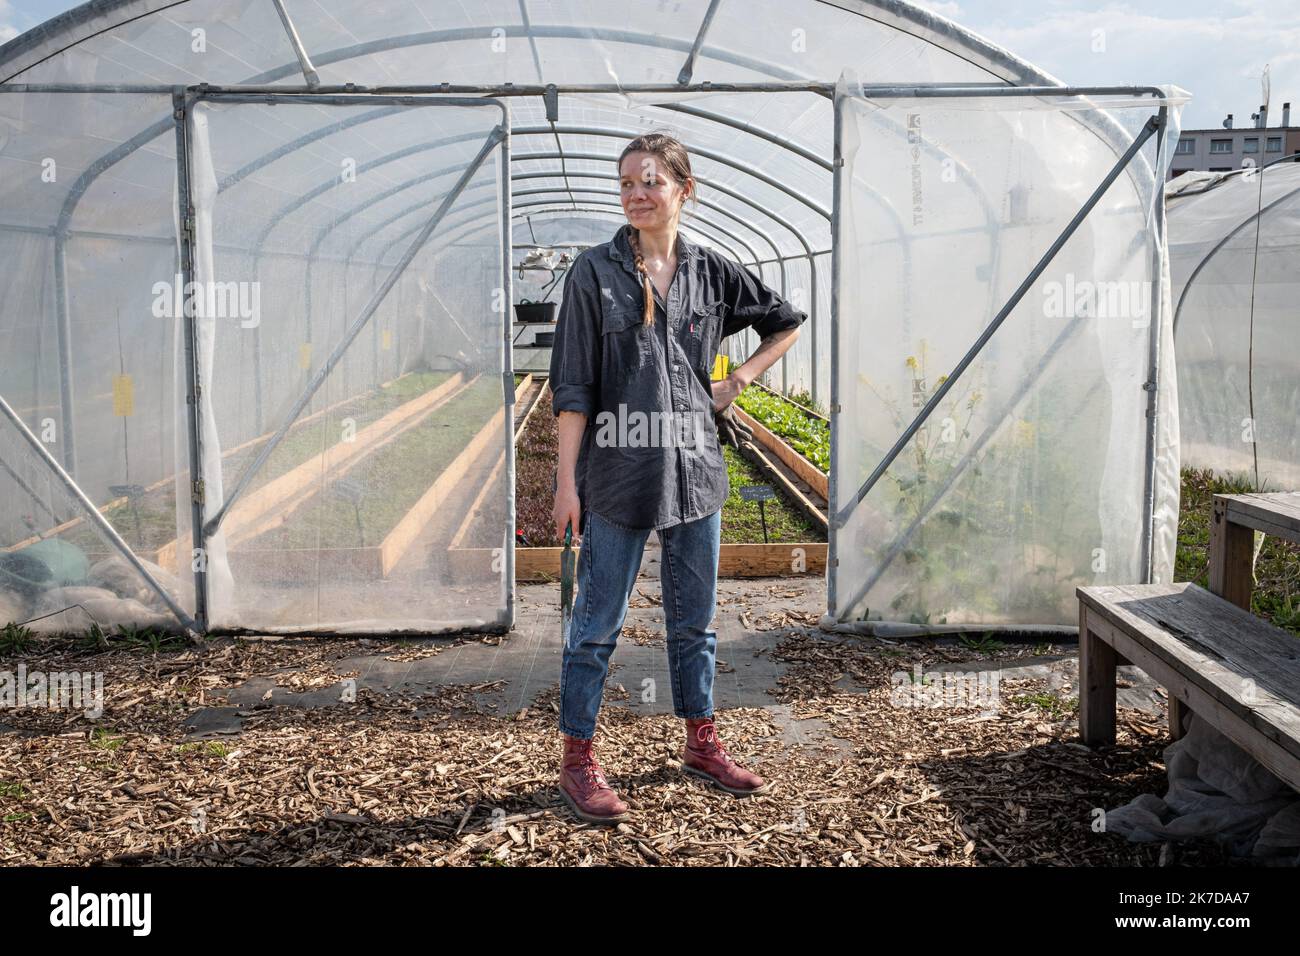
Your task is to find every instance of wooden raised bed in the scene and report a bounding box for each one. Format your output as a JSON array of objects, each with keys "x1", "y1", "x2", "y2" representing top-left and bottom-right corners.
[
  {"x1": 231, "y1": 374, "x2": 514, "y2": 582},
  {"x1": 3, "y1": 370, "x2": 450, "y2": 571},
  {"x1": 446, "y1": 377, "x2": 828, "y2": 582},
  {"x1": 732, "y1": 405, "x2": 827, "y2": 501},
  {"x1": 455, "y1": 541, "x2": 828, "y2": 582},
  {"x1": 155, "y1": 371, "x2": 468, "y2": 570}
]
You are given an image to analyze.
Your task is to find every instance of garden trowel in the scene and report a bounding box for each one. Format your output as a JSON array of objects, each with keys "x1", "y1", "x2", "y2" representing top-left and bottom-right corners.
[{"x1": 560, "y1": 521, "x2": 575, "y2": 646}]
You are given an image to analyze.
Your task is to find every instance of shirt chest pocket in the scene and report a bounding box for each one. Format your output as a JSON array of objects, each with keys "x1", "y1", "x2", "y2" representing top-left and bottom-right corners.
[
  {"x1": 601, "y1": 305, "x2": 652, "y2": 373},
  {"x1": 686, "y1": 299, "x2": 725, "y2": 374}
]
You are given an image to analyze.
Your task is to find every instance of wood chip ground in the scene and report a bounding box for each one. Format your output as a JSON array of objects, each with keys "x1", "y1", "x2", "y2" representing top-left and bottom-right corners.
[{"x1": 0, "y1": 598, "x2": 1239, "y2": 866}]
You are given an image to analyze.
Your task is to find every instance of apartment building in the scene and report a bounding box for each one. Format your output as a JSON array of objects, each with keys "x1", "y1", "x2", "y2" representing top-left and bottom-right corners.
[{"x1": 1169, "y1": 102, "x2": 1300, "y2": 178}]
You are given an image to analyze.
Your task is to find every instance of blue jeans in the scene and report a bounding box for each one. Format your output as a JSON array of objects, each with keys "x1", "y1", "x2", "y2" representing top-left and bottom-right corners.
[{"x1": 558, "y1": 507, "x2": 722, "y2": 740}]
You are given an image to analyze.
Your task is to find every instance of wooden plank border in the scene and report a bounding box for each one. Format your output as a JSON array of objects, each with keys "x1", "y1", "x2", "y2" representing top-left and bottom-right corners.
[
  {"x1": 731, "y1": 404, "x2": 828, "y2": 501},
  {"x1": 451, "y1": 541, "x2": 828, "y2": 582},
  {"x1": 379, "y1": 395, "x2": 506, "y2": 576}
]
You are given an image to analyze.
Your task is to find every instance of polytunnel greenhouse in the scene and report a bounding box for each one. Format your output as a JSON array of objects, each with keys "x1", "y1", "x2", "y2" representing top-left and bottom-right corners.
[
  {"x1": 1167, "y1": 155, "x2": 1300, "y2": 492},
  {"x1": 0, "y1": 0, "x2": 1185, "y2": 637}
]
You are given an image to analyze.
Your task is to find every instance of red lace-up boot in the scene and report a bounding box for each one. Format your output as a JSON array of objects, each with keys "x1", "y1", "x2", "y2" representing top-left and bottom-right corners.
[
  {"x1": 558, "y1": 733, "x2": 629, "y2": 824},
  {"x1": 682, "y1": 717, "x2": 772, "y2": 796}
]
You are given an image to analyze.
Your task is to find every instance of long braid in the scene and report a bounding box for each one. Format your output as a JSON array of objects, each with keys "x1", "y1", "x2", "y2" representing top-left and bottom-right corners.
[{"x1": 627, "y1": 227, "x2": 655, "y2": 327}]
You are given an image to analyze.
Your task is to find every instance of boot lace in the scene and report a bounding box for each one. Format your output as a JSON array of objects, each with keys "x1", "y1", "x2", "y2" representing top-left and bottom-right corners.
[
  {"x1": 575, "y1": 743, "x2": 610, "y2": 789},
  {"x1": 693, "y1": 723, "x2": 734, "y2": 765}
]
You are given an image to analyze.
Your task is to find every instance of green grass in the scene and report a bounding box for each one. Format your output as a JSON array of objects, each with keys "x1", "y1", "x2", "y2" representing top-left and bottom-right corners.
[
  {"x1": 1177, "y1": 466, "x2": 1300, "y2": 636},
  {"x1": 1012, "y1": 692, "x2": 1078, "y2": 720},
  {"x1": 175, "y1": 741, "x2": 230, "y2": 757},
  {"x1": 721, "y1": 446, "x2": 823, "y2": 543},
  {"x1": 89, "y1": 728, "x2": 125, "y2": 751},
  {"x1": 0, "y1": 781, "x2": 27, "y2": 799},
  {"x1": 957, "y1": 632, "x2": 1005, "y2": 654}
]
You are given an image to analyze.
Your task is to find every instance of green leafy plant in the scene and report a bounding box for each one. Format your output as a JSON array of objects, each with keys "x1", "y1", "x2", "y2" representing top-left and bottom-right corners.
[
  {"x1": 958, "y1": 632, "x2": 1005, "y2": 654},
  {"x1": 734, "y1": 388, "x2": 830, "y2": 472},
  {"x1": 90, "y1": 728, "x2": 125, "y2": 751},
  {"x1": 0, "y1": 623, "x2": 33, "y2": 656},
  {"x1": 850, "y1": 339, "x2": 1097, "y2": 626}
]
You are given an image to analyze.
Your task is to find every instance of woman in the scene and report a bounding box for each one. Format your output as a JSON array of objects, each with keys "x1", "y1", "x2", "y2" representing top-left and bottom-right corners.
[{"x1": 547, "y1": 131, "x2": 805, "y2": 824}]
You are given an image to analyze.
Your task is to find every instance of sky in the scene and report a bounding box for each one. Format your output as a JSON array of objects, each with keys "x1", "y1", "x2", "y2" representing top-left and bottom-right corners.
[{"x1": 2, "y1": 0, "x2": 1297, "y2": 130}]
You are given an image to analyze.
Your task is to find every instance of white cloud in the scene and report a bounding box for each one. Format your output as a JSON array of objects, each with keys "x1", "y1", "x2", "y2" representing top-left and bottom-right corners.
[{"x1": 0, "y1": 1, "x2": 21, "y2": 45}]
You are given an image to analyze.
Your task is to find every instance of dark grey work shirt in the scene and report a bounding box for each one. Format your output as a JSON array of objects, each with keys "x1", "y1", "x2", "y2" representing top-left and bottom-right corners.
[{"x1": 549, "y1": 223, "x2": 807, "y2": 533}]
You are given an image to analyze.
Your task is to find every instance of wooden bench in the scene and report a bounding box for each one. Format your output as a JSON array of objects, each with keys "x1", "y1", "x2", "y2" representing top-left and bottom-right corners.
[
  {"x1": 1076, "y1": 581, "x2": 1300, "y2": 792},
  {"x1": 1209, "y1": 492, "x2": 1300, "y2": 610}
]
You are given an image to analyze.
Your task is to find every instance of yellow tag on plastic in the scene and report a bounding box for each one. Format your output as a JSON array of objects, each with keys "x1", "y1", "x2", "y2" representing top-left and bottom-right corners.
[
  {"x1": 382, "y1": 329, "x2": 392, "y2": 350},
  {"x1": 299, "y1": 343, "x2": 312, "y2": 369},
  {"x1": 112, "y1": 374, "x2": 134, "y2": 417},
  {"x1": 711, "y1": 354, "x2": 729, "y2": 381}
]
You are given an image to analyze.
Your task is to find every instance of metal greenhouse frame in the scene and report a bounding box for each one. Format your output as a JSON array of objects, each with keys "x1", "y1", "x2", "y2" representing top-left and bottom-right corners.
[{"x1": 0, "y1": 1, "x2": 1183, "y2": 637}]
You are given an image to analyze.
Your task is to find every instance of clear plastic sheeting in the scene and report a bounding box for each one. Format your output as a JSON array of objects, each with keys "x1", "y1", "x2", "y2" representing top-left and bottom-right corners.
[
  {"x1": 0, "y1": 0, "x2": 1068, "y2": 434},
  {"x1": 1104, "y1": 713, "x2": 1300, "y2": 862},
  {"x1": 0, "y1": 90, "x2": 192, "y2": 621},
  {"x1": 830, "y1": 87, "x2": 1185, "y2": 630},
  {"x1": 187, "y1": 96, "x2": 512, "y2": 634},
  {"x1": 1167, "y1": 161, "x2": 1300, "y2": 491},
  {"x1": 0, "y1": 408, "x2": 191, "y2": 635},
  {"x1": 0, "y1": 0, "x2": 1185, "y2": 635}
]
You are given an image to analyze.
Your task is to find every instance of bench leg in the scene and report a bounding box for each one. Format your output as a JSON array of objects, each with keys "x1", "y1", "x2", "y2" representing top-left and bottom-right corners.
[
  {"x1": 1169, "y1": 695, "x2": 1189, "y2": 741},
  {"x1": 1078, "y1": 606, "x2": 1117, "y2": 747},
  {"x1": 1209, "y1": 497, "x2": 1255, "y2": 610}
]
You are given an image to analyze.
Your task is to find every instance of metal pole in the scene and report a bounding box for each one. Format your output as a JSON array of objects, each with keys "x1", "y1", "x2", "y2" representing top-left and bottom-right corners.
[
  {"x1": 0, "y1": 82, "x2": 1172, "y2": 99},
  {"x1": 834, "y1": 115, "x2": 1162, "y2": 531},
  {"x1": 270, "y1": 0, "x2": 321, "y2": 88},
  {"x1": 499, "y1": 116, "x2": 516, "y2": 630},
  {"x1": 51, "y1": 233, "x2": 77, "y2": 476},
  {"x1": 676, "y1": 0, "x2": 723, "y2": 85},
  {"x1": 174, "y1": 89, "x2": 209, "y2": 630},
  {"x1": 204, "y1": 124, "x2": 505, "y2": 536},
  {"x1": 827, "y1": 89, "x2": 844, "y2": 619},
  {"x1": 779, "y1": 258, "x2": 788, "y2": 394},
  {"x1": 0, "y1": 389, "x2": 198, "y2": 634},
  {"x1": 1139, "y1": 105, "x2": 1168, "y2": 582},
  {"x1": 809, "y1": 252, "x2": 820, "y2": 409}
]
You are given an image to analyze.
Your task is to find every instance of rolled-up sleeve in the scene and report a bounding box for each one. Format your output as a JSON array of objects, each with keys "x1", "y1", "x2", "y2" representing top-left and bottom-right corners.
[
  {"x1": 719, "y1": 258, "x2": 808, "y2": 340},
  {"x1": 548, "y1": 253, "x2": 601, "y2": 418}
]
